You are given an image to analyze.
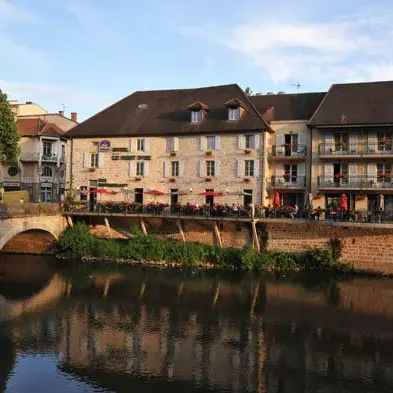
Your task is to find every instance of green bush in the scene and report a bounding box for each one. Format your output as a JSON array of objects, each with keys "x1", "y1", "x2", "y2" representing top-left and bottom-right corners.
[{"x1": 56, "y1": 224, "x2": 352, "y2": 273}]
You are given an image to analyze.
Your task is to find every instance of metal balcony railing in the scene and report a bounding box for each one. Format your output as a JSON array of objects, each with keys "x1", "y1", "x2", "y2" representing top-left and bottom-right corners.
[
  {"x1": 20, "y1": 152, "x2": 40, "y2": 162},
  {"x1": 319, "y1": 143, "x2": 393, "y2": 156},
  {"x1": 270, "y1": 176, "x2": 306, "y2": 188},
  {"x1": 318, "y1": 175, "x2": 393, "y2": 189},
  {"x1": 270, "y1": 144, "x2": 307, "y2": 159},
  {"x1": 41, "y1": 154, "x2": 58, "y2": 162}
]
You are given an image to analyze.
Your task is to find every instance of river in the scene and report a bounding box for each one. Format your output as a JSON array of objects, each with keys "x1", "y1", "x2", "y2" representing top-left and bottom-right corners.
[{"x1": 1, "y1": 255, "x2": 393, "y2": 392}]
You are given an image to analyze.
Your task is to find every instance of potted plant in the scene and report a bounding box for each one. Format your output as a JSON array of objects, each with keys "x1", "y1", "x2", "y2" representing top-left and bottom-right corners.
[
  {"x1": 244, "y1": 177, "x2": 251, "y2": 183},
  {"x1": 244, "y1": 148, "x2": 252, "y2": 154},
  {"x1": 89, "y1": 167, "x2": 95, "y2": 172},
  {"x1": 170, "y1": 151, "x2": 176, "y2": 156},
  {"x1": 205, "y1": 177, "x2": 212, "y2": 182},
  {"x1": 169, "y1": 178, "x2": 176, "y2": 183},
  {"x1": 135, "y1": 176, "x2": 142, "y2": 181},
  {"x1": 205, "y1": 150, "x2": 213, "y2": 156}
]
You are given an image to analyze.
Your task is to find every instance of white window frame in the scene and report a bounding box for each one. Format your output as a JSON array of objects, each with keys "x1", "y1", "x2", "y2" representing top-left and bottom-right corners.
[
  {"x1": 40, "y1": 186, "x2": 52, "y2": 202},
  {"x1": 42, "y1": 166, "x2": 53, "y2": 177},
  {"x1": 136, "y1": 161, "x2": 145, "y2": 177},
  {"x1": 137, "y1": 138, "x2": 145, "y2": 152},
  {"x1": 206, "y1": 160, "x2": 215, "y2": 177},
  {"x1": 206, "y1": 136, "x2": 216, "y2": 150},
  {"x1": 171, "y1": 161, "x2": 179, "y2": 177},
  {"x1": 191, "y1": 110, "x2": 202, "y2": 123},
  {"x1": 228, "y1": 107, "x2": 240, "y2": 121},
  {"x1": 245, "y1": 160, "x2": 255, "y2": 177},
  {"x1": 90, "y1": 153, "x2": 99, "y2": 168}
]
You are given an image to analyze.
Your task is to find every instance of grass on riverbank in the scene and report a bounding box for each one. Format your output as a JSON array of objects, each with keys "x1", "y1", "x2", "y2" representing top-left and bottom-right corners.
[{"x1": 56, "y1": 223, "x2": 353, "y2": 273}]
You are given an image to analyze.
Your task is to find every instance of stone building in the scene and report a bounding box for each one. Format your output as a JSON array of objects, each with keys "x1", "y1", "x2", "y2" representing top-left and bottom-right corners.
[
  {"x1": 1, "y1": 102, "x2": 77, "y2": 202},
  {"x1": 309, "y1": 81, "x2": 393, "y2": 214},
  {"x1": 67, "y1": 84, "x2": 270, "y2": 208},
  {"x1": 251, "y1": 92, "x2": 325, "y2": 208}
]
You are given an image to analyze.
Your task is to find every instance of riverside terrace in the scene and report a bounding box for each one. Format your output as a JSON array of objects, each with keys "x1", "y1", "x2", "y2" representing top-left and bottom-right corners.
[{"x1": 64, "y1": 200, "x2": 393, "y2": 223}]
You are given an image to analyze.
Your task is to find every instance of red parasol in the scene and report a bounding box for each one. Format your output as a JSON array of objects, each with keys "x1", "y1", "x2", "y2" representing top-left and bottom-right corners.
[
  {"x1": 143, "y1": 189, "x2": 167, "y2": 196},
  {"x1": 198, "y1": 191, "x2": 224, "y2": 196},
  {"x1": 339, "y1": 193, "x2": 348, "y2": 211},
  {"x1": 273, "y1": 192, "x2": 281, "y2": 208}
]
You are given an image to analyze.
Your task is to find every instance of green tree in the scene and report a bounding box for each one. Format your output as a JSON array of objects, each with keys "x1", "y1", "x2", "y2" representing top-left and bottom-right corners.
[{"x1": 0, "y1": 90, "x2": 20, "y2": 163}]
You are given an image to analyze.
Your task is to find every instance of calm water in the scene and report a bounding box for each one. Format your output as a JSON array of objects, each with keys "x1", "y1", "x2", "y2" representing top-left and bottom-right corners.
[{"x1": 1, "y1": 256, "x2": 393, "y2": 393}]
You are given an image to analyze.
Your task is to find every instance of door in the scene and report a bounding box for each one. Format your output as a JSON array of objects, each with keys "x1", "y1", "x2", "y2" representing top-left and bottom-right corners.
[
  {"x1": 134, "y1": 188, "x2": 143, "y2": 204},
  {"x1": 333, "y1": 163, "x2": 348, "y2": 185},
  {"x1": 243, "y1": 189, "x2": 253, "y2": 206},
  {"x1": 205, "y1": 189, "x2": 214, "y2": 206},
  {"x1": 170, "y1": 189, "x2": 179, "y2": 206},
  {"x1": 284, "y1": 134, "x2": 298, "y2": 156}
]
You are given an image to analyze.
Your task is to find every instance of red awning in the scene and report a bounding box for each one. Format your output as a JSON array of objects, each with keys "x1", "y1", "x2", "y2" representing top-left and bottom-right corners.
[
  {"x1": 143, "y1": 189, "x2": 167, "y2": 195},
  {"x1": 199, "y1": 191, "x2": 224, "y2": 196}
]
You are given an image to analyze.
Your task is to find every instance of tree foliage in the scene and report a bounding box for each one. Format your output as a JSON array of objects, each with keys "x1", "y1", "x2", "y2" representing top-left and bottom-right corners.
[{"x1": 0, "y1": 90, "x2": 20, "y2": 163}]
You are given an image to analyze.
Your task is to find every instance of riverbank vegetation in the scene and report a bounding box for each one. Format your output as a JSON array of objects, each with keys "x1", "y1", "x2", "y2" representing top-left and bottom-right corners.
[{"x1": 56, "y1": 223, "x2": 352, "y2": 273}]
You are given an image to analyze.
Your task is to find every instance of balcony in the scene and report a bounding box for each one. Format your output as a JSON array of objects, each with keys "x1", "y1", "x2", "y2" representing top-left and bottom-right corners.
[
  {"x1": 41, "y1": 154, "x2": 58, "y2": 163},
  {"x1": 319, "y1": 143, "x2": 393, "y2": 158},
  {"x1": 318, "y1": 175, "x2": 393, "y2": 190},
  {"x1": 20, "y1": 152, "x2": 40, "y2": 162},
  {"x1": 270, "y1": 176, "x2": 306, "y2": 190},
  {"x1": 269, "y1": 144, "x2": 307, "y2": 161}
]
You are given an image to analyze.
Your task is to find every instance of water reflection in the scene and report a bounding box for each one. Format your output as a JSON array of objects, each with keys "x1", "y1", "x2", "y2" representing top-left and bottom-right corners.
[{"x1": 1, "y1": 256, "x2": 393, "y2": 392}]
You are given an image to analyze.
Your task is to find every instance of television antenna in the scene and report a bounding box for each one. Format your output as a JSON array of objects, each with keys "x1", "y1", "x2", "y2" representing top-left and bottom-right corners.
[{"x1": 291, "y1": 82, "x2": 301, "y2": 90}]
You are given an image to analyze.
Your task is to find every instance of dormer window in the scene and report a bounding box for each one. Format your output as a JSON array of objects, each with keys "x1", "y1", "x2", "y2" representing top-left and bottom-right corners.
[
  {"x1": 228, "y1": 107, "x2": 240, "y2": 121},
  {"x1": 224, "y1": 98, "x2": 246, "y2": 121},
  {"x1": 191, "y1": 110, "x2": 202, "y2": 123},
  {"x1": 188, "y1": 101, "x2": 209, "y2": 123}
]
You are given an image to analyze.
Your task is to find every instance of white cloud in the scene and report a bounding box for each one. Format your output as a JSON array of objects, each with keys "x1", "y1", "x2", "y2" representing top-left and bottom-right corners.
[
  {"x1": 0, "y1": 80, "x2": 113, "y2": 121},
  {"x1": 182, "y1": 4, "x2": 393, "y2": 85}
]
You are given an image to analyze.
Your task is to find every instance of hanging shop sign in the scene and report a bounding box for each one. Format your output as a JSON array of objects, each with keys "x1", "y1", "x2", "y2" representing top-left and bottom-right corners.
[{"x1": 99, "y1": 140, "x2": 111, "y2": 152}]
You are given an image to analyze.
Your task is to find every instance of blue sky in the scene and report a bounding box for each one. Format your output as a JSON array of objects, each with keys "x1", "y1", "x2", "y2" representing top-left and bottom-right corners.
[{"x1": 1, "y1": 0, "x2": 393, "y2": 120}]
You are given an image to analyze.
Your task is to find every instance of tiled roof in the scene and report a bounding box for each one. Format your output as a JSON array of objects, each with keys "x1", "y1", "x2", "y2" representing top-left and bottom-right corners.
[
  {"x1": 309, "y1": 81, "x2": 393, "y2": 126},
  {"x1": 66, "y1": 84, "x2": 269, "y2": 138},
  {"x1": 251, "y1": 92, "x2": 326, "y2": 122},
  {"x1": 17, "y1": 118, "x2": 66, "y2": 137}
]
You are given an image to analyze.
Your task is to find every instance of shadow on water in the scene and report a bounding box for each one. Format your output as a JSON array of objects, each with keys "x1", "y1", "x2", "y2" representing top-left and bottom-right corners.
[{"x1": 2, "y1": 255, "x2": 393, "y2": 392}]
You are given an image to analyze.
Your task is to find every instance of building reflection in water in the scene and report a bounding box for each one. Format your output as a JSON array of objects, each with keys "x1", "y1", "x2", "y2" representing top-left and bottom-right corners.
[{"x1": 2, "y1": 258, "x2": 393, "y2": 392}]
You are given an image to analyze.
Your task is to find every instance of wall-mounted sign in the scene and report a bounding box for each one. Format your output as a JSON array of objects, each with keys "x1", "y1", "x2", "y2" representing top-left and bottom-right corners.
[
  {"x1": 112, "y1": 155, "x2": 152, "y2": 161},
  {"x1": 99, "y1": 140, "x2": 111, "y2": 152},
  {"x1": 98, "y1": 183, "x2": 127, "y2": 188},
  {"x1": 41, "y1": 182, "x2": 52, "y2": 187},
  {"x1": 112, "y1": 147, "x2": 129, "y2": 152},
  {"x1": 3, "y1": 182, "x2": 20, "y2": 187}
]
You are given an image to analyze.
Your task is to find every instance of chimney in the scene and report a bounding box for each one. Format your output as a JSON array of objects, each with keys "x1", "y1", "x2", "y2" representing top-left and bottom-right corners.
[
  {"x1": 58, "y1": 110, "x2": 64, "y2": 117},
  {"x1": 71, "y1": 112, "x2": 78, "y2": 122}
]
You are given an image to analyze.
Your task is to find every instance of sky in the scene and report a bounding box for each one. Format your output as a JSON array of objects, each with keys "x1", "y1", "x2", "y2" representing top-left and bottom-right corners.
[{"x1": 1, "y1": 0, "x2": 393, "y2": 121}]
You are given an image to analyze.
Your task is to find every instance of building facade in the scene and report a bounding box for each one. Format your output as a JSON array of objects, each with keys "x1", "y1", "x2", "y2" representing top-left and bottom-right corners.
[
  {"x1": 67, "y1": 84, "x2": 269, "y2": 208},
  {"x1": 309, "y1": 81, "x2": 393, "y2": 214}
]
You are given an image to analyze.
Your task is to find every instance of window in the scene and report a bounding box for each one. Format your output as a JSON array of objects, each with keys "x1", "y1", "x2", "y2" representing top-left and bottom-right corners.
[
  {"x1": 40, "y1": 186, "x2": 52, "y2": 202},
  {"x1": 206, "y1": 136, "x2": 216, "y2": 150},
  {"x1": 377, "y1": 132, "x2": 393, "y2": 151},
  {"x1": 206, "y1": 160, "x2": 215, "y2": 177},
  {"x1": 334, "y1": 133, "x2": 349, "y2": 151},
  {"x1": 283, "y1": 164, "x2": 298, "y2": 183},
  {"x1": 42, "y1": 167, "x2": 53, "y2": 177},
  {"x1": 245, "y1": 135, "x2": 255, "y2": 149},
  {"x1": 136, "y1": 162, "x2": 145, "y2": 176},
  {"x1": 43, "y1": 141, "x2": 53, "y2": 157},
  {"x1": 228, "y1": 107, "x2": 240, "y2": 121},
  {"x1": 90, "y1": 153, "x2": 99, "y2": 168},
  {"x1": 191, "y1": 110, "x2": 202, "y2": 123},
  {"x1": 377, "y1": 163, "x2": 391, "y2": 181},
  {"x1": 137, "y1": 138, "x2": 145, "y2": 152},
  {"x1": 61, "y1": 145, "x2": 66, "y2": 161},
  {"x1": 171, "y1": 161, "x2": 179, "y2": 177},
  {"x1": 245, "y1": 160, "x2": 255, "y2": 177},
  {"x1": 7, "y1": 167, "x2": 18, "y2": 177}
]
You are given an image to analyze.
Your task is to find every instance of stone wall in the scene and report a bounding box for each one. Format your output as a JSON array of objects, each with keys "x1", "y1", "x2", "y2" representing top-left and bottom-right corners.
[{"x1": 265, "y1": 219, "x2": 393, "y2": 273}]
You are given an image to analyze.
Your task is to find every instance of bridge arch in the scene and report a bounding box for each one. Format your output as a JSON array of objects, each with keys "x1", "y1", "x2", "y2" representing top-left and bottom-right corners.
[{"x1": 0, "y1": 225, "x2": 58, "y2": 252}]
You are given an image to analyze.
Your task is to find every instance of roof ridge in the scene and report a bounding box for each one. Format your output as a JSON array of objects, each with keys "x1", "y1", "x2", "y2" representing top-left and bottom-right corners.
[
  {"x1": 332, "y1": 80, "x2": 393, "y2": 87},
  {"x1": 133, "y1": 83, "x2": 239, "y2": 94}
]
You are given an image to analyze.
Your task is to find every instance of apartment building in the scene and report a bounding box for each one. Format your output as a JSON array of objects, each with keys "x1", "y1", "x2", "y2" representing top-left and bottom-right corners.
[
  {"x1": 67, "y1": 84, "x2": 269, "y2": 208},
  {"x1": 309, "y1": 81, "x2": 393, "y2": 213},
  {"x1": 252, "y1": 92, "x2": 325, "y2": 208}
]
